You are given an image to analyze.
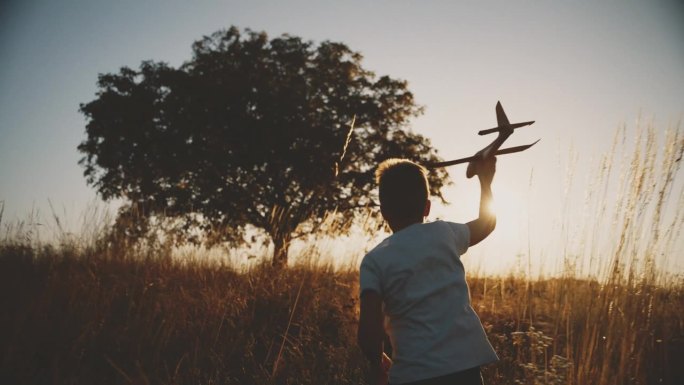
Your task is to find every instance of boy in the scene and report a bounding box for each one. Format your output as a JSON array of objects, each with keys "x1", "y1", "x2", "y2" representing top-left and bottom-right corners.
[{"x1": 358, "y1": 157, "x2": 498, "y2": 385}]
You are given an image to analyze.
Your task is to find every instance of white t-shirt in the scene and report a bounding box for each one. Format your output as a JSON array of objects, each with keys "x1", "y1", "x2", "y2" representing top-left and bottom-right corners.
[{"x1": 359, "y1": 220, "x2": 498, "y2": 384}]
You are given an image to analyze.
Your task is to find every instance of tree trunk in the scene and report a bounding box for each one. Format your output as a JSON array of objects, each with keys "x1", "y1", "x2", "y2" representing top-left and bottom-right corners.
[{"x1": 271, "y1": 232, "x2": 291, "y2": 268}]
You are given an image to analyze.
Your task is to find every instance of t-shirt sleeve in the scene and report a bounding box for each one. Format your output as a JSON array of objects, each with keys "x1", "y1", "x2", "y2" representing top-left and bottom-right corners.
[
  {"x1": 446, "y1": 221, "x2": 470, "y2": 256},
  {"x1": 359, "y1": 257, "x2": 382, "y2": 297}
]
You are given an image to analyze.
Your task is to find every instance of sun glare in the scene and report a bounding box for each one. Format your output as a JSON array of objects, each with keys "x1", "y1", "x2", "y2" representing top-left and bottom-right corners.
[
  {"x1": 490, "y1": 190, "x2": 525, "y2": 234},
  {"x1": 470, "y1": 183, "x2": 530, "y2": 274}
]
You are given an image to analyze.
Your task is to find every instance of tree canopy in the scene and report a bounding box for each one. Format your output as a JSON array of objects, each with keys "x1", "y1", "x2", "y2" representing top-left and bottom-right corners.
[{"x1": 78, "y1": 27, "x2": 449, "y2": 266}]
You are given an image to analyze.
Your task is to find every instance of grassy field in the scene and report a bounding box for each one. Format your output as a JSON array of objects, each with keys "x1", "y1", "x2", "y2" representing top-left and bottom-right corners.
[
  {"x1": 1, "y1": 124, "x2": 682, "y2": 384},
  {"x1": 0, "y1": 240, "x2": 681, "y2": 385}
]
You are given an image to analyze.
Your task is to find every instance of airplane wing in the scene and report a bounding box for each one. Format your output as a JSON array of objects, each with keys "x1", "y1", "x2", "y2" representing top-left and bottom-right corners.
[
  {"x1": 424, "y1": 139, "x2": 541, "y2": 168},
  {"x1": 478, "y1": 120, "x2": 535, "y2": 135},
  {"x1": 496, "y1": 101, "x2": 510, "y2": 127}
]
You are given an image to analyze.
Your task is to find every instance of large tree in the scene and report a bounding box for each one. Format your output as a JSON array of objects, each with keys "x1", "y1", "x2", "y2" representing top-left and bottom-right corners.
[{"x1": 78, "y1": 27, "x2": 449, "y2": 266}]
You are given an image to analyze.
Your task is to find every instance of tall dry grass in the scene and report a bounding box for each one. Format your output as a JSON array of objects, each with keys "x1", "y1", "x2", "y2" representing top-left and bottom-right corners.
[
  {"x1": 0, "y1": 246, "x2": 364, "y2": 384},
  {"x1": 0, "y1": 122, "x2": 682, "y2": 384}
]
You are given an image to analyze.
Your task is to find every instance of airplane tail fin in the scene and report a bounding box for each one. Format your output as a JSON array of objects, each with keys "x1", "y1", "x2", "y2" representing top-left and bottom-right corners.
[{"x1": 496, "y1": 101, "x2": 510, "y2": 126}]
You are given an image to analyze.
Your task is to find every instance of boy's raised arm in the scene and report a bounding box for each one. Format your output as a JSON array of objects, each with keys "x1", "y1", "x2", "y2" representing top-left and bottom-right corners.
[{"x1": 466, "y1": 156, "x2": 497, "y2": 246}]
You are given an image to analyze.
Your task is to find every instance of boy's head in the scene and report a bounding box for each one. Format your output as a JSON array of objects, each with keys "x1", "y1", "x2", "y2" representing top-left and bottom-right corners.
[{"x1": 376, "y1": 159, "x2": 431, "y2": 229}]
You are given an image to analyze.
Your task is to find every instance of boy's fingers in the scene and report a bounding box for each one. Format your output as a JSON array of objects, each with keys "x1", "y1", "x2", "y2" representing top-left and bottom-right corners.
[
  {"x1": 482, "y1": 156, "x2": 496, "y2": 166},
  {"x1": 381, "y1": 352, "x2": 392, "y2": 370},
  {"x1": 474, "y1": 156, "x2": 496, "y2": 172}
]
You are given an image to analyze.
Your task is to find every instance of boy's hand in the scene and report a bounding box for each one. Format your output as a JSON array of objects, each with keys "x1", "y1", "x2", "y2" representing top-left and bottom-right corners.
[
  {"x1": 377, "y1": 353, "x2": 392, "y2": 385},
  {"x1": 473, "y1": 154, "x2": 496, "y2": 185}
]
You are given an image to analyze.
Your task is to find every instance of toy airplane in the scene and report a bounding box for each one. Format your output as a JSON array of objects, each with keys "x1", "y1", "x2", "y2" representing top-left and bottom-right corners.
[{"x1": 426, "y1": 101, "x2": 539, "y2": 178}]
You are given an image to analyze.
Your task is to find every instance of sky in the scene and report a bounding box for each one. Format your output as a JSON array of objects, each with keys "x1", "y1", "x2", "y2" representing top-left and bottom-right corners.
[{"x1": 1, "y1": 0, "x2": 683, "y2": 275}]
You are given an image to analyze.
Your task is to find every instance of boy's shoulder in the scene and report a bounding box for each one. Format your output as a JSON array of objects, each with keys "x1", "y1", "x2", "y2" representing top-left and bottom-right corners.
[
  {"x1": 360, "y1": 235, "x2": 390, "y2": 265},
  {"x1": 362, "y1": 220, "x2": 468, "y2": 262},
  {"x1": 364, "y1": 220, "x2": 460, "y2": 255},
  {"x1": 387, "y1": 220, "x2": 466, "y2": 242}
]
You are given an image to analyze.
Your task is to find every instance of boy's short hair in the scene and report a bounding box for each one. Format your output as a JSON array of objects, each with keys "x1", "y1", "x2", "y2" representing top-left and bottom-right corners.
[{"x1": 376, "y1": 159, "x2": 430, "y2": 221}]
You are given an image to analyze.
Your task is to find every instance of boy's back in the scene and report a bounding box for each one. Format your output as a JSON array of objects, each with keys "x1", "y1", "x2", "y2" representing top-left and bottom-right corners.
[{"x1": 360, "y1": 220, "x2": 498, "y2": 384}]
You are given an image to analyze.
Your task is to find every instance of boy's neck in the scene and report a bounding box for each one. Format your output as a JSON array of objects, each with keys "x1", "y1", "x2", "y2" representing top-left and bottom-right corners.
[{"x1": 389, "y1": 218, "x2": 424, "y2": 233}]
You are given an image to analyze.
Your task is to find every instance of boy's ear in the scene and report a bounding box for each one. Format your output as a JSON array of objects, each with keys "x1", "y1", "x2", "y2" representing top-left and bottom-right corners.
[{"x1": 423, "y1": 199, "x2": 431, "y2": 217}]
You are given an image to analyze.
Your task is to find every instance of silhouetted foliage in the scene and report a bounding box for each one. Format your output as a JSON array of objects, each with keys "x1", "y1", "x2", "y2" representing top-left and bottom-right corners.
[{"x1": 78, "y1": 27, "x2": 448, "y2": 266}]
